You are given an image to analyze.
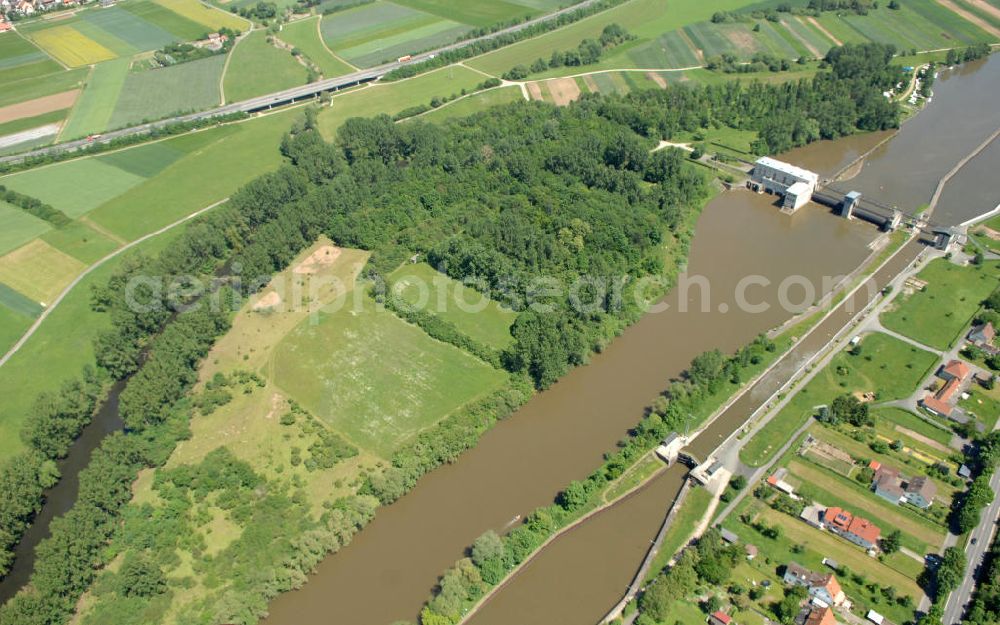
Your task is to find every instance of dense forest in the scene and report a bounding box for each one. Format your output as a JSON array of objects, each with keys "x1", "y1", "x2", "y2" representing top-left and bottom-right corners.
[{"x1": 0, "y1": 43, "x2": 905, "y2": 625}]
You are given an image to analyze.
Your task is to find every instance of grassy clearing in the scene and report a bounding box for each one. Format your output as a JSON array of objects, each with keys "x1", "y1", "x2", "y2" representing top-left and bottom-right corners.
[
  {"x1": 317, "y1": 64, "x2": 486, "y2": 138},
  {"x1": 273, "y1": 290, "x2": 508, "y2": 457},
  {"x1": 875, "y1": 406, "x2": 952, "y2": 446},
  {"x1": 787, "y1": 458, "x2": 945, "y2": 552},
  {"x1": 224, "y1": 30, "x2": 309, "y2": 103},
  {"x1": 2, "y1": 155, "x2": 146, "y2": 218},
  {"x1": 881, "y1": 258, "x2": 1000, "y2": 350},
  {"x1": 0, "y1": 238, "x2": 86, "y2": 304},
  {"x1": 28, "y1": 25, "x2": 117, "y2": 67},
  {"x1": 392, "y1": 0, "x2": 537, "y2": 27},
  {"x1": 39, "y1": 221, "x2": 120, "y2": 264},
  {"x1": 108, "y1": 54, "x2": 226, "y2": 129},
  {"x1": 416, "y1": 85, "x2": 524, "y2": 122},
  {"x1": 959, "y1": 386, "x2": 1000, "y2": 431},
  {"x1": 388, "y1": 262, "x2": 517, "y2": 348},
  {"x1": 741, "y1": 332, "x2": 938, "y2": 467},
  {"x1": 88, "y1": 111, "x2": 295, "y2": 239},
  {"x1": 278, "y1": 16, "x2": 355, "y2": 77},
  {"x1": 970, "y1": 214, "x2": 1000, "y2": 254},
  {"x1": 61, "y1": 58, "x2": 130, "y2": 140},
  {"x1": 0, "y1": 201, "x2": 51, "y2": 255}
]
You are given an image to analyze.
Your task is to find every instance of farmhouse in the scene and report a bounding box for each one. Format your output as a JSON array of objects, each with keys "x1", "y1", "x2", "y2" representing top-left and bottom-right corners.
[
  {"x1": 822, "y1": 507, "x2": 881, "y2": 550},
  {"x1": 750, "y1": 157, "x2": 819, "y2": 212},
  {"x1": 783, "y1": 562, "x2": 847, "y2": 606},
  {"x1": 921, "y1": 359, "x2": 972, "y2": 419},
  {"x1": 968, "y1": 322, "x2": 998, "y2": 355}
]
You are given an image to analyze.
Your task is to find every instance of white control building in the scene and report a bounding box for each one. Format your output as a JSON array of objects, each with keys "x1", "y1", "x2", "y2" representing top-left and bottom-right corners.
[{"x1": 750, "y1": 156, "x2": 819, "y2": 212}]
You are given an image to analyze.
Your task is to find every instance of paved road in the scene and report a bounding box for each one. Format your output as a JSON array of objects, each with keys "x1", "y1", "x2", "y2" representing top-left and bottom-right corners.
[
  {"x1": 943, "y1": 440, "x2": 1000, "y2": 624},
  {"x1": 0, "y1": 0, "x2": 604, "y2": 165}
]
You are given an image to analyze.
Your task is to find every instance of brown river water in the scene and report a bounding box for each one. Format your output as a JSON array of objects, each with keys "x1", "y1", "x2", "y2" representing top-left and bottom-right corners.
[{"x1": 262, "y1": 56, "x2": 1000, "y2": 625}]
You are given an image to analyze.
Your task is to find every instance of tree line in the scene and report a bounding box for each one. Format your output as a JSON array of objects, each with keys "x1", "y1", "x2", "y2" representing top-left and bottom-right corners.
[
  {"x1": 0, "y1": 185, "x2": 70, "y2": 227},
  {"x1": 502, "y1": 23, "x2": 634, "y2": 80}
]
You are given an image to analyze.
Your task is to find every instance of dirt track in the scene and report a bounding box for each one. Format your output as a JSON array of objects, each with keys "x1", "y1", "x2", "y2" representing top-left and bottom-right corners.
[{"x1": 0, "y1": 90, "x2": 79, "y2": 125}]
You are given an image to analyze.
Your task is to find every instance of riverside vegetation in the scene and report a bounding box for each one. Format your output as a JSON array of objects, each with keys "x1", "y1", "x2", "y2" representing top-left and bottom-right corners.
[{"x1": 0, "y1": 42, "x2": 907, "y2": 625}]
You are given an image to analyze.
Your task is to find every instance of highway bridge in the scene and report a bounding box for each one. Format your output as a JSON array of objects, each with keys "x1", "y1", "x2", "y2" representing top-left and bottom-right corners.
[{"x1": 0, "y1": 0, "x2": 605, "y2": 165}]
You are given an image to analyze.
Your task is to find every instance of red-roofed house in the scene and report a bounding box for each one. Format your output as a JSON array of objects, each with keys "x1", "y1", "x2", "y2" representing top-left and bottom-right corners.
[
  {"x1": 0, "y1": 21, "x2": 12, "y2": 32},
  {"x1": 941, "y1": 359, "x2": 971, "y2": 381},
  {"x1": 823, "y1": 507, "x2": 881, "y2": 550},
  {"x1": 709, "y1": 611, "x2": 734, "y2": 625},
  {"x1": 921, "y1": 359, "x2": 973, "y2": 420},
  {"x1": 805, "y1": 606, "x2": 838, "y2": 625}
]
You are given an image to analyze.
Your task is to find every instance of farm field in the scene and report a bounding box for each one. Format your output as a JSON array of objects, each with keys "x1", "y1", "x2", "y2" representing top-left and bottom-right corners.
[
  {"x1": 60, "y1": 58, "x2": 131, "y2": 140},
  {"x1": 0, "y1": 68, "x2": 88, "y2": 110},
  {"x1": 392, "y1": 0, "x2": 540, "y2": 27},
  {"x1": 741, "y1": 331, "x2": 938, "y2": 466},
  {"x1": 881, "y1": 258, "x2": 1000, "y2": 350},
  {"x1": 0, "y1": 32, "x2": 62, "y2": 87},
  {"x1": 224, "y1": 30, "x2": 309, "y2": 103},
  {"x1": 108, "y1": 54, "x2": 226, "y2": 129},
  {"x1": 417, "y1": 84, "x2": 525, "y2": 122},
  {"x1": 38, "y1": 220, "x2": 120, "y2": 264},
  {"x1": 0, "y1": 109, "x2": 70, "y2": 141},
  {"x1": 152, "y1": 0, "x2": 248, "y2": 32},
  {"x1": 277, "y1": 16, "x2": 356, "y2": 77},
  {"x1": 273, "y1": 289, "x2": 508, "y2": 457},
  {"x1": 319, "y1": 1, "x2": 471, "y2": 68},
  {"x1": 0, "y1": 201, "x2": 51, "y2": 255},
  {"x1": 0, "y1": 239, "x2": 86, "y2": 305},
  {"x1": 388, "y1": 262, "x2": 517, "y2": 348},
  {"x1": 316, "y1": 64, "x2": 486, "y2": 137}
]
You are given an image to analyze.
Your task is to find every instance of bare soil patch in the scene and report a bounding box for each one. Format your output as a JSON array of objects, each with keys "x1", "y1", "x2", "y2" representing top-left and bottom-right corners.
[
  {"x1": 784, "y1": 19, "x2": 821, "y2": 57},
  {"x1": 968, "y1": 0, "x2": 1000, "y2": 20},
  {"x1": 546, "y1": 77, "x2": 581, "y2": 106},
  {"x1": 724, "y1": 27, "x2": 758, "y2": 54},
  {"x1": 0, "y1": 89, "x2": 79, "y2": 124},
  {"x1": 894, "y1": 425, "x2": 951, "y2": 453},
  {"x1": 807, "y1": 17, "x2": 843, "y2": 46},
  {"x1": 525, "y1": 81, "x2": 543, "y2": 101},
  {"x1": 253, "y1": 290, "x2": 283, "y2": 311},
  {"x1": 646, "y1": 72, "x2": 667, "y2": 88},
  {"x1": 293, "y1": 244, "x2": 342, "y2": 274}
]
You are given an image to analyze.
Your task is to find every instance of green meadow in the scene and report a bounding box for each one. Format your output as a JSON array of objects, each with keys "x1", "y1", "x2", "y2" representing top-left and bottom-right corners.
[
  {"x1": 61, "y1": 58, "x2": 131, "y2": 140},
  {"x1": 0, "y1": 202, "x2": 51, "y2": 255},
  {"x1": 278, "y1": 16, "x2": 356, "y2": 77},
  {"x1": 273, "y1": 293, "x2": 508, "y2": 457},
  {"x1": 881, "y1": 258, "x2": 1000, "y2": 350},
  {"x1": 741, "y1": 331, "x2": 938, "y2": 467},
  {"x1": 224, "y1": 30, "x2": 310, "y2": 102},
  {"x1": 389, "y1": 262, "x2": 518, "y2": 348},
  {"x1": 108, "y1": 54, "x2": 226, "y2": 129}
]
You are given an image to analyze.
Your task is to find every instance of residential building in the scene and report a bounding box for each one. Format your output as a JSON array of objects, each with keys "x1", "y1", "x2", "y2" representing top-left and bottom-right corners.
[
  {"x1": 905, "y1": 476, "x2": 937, "y2": 509},
  {"x1": 871, "y1": 465, "x2": 937, "y2": 509},
  {"x1": 709, "y1": 611, "x2": 734, "y2": 625},
  {"x1": 921, "y1": 359, "x2": 972, "y2": 419},
  {"x1": 805, "y1": 606, "x2": 838, "y2": 625},
  {"x1": 968, "y1": 322, "x2": 996, "y2": 349},
  {"x1": 800, "y1": 503, "x2": 825, "y2": 528},
  {"x1": 823, "y1": 507, "x2": 881, "y2": 550},
  {"x1": 783, "y1": 562, "x2": 846, "y2": 606}
]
